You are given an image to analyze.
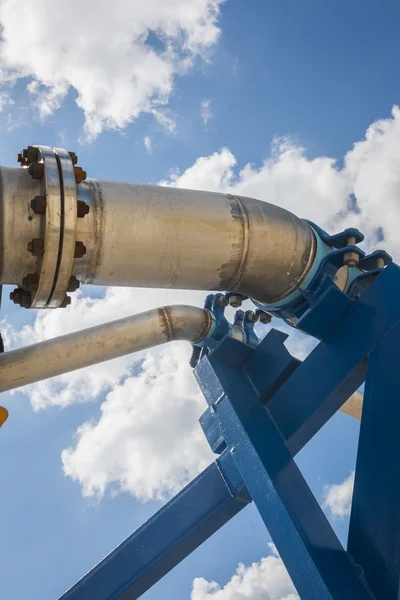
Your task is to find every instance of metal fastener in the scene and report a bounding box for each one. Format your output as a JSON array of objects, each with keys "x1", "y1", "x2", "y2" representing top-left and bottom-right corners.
[
  {"x1": 77, "y1": 200, "x2": 90, "y2": 218},
  {"x1": 28, "y1": 162, "x2": 45, "y2": 180},
  {"x1": 246, "y1": 311, "x2": 259, "y2": 324},
  {"x1": 344, "y1": 236, "x2": 359, "y2": 268},
  {"x1": 30, "y1": 195, "x2": 47, "y2": 215},
  {"x1": 74, "y1": 166, "x2": 87, "y2": 184},
  {"x1": 68, "y1": 151, "x2": 78, "y2": 165},
  {"x1": 228, "y1": 294, "x2": 243, "y2": 308},
  {"x1": 74, "y1": 241, "x2": 86, "y2": 258},
  {"x1": 256, "y1": 310, "x2": 272, "y2": 324},
  {"x1": 27, "y1": 238, "x2": 45, "y2": 257},
  {"x1": 376, "y1": 257, "x2": 385, "y2": 269},
  {"x1": 22, "y1": 273, "x2": 39, "y2": 291},
  {"x1": 60, "y1": 295, "x2": 72, "y2": 308},
  {"x1": 67, "y1": 276, "x2": 80, "y2": 292}
]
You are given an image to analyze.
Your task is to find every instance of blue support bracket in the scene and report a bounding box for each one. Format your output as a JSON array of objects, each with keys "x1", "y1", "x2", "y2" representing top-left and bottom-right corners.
[
  {"x1": 56, "y1": 248, "x2": 400, "y2": 599},
  {"x1": 348, "y1": 319, "x2": 400, "y2": 600},
  {"x1": 195, "y1": 345, "x2": 372, "y2": 599},
  {"x1": 58, "y1": 450, "x2": 250, "y2": 600}
]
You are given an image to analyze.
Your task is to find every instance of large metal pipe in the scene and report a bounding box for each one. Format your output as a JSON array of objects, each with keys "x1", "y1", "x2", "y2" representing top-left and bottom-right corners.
[
  {"x1": 1, "y1": 147, "x2": 317, "y2": 308},
  {"x1": 0, "y1": 305, "x2": 213, "y2": 393}
]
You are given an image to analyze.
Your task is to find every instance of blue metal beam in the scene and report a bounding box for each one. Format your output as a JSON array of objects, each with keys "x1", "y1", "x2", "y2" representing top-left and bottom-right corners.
[
  {"x1": 58, "y1": 451, "x2": 250, "y2": 600},
  {"x1": 267, "y1": 264, "x2": 400, "y2": 455},
  {"x1": 196, "y1": 349, "x2": 373, "y2": 600},
  {"x1": 348, "y1": 319, "x2": 400, "y2": 600}
]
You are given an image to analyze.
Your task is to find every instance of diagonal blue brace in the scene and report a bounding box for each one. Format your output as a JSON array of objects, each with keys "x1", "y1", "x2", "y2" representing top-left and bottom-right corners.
[
  {"x1": 58, "y1": 450, "x2": 250, "y2": 600},
  {"x1": 195, "y1": 344, "x2": 373, "y2": 600},
  {"x1": 348, "y1": 319, "x2": 400, "y2": 600}
]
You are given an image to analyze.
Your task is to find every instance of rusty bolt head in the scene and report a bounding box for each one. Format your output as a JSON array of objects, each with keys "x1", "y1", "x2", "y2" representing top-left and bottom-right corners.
[
  {"x1": 74, "y1": 241, "x2": 86, "y2": 258},
  {"x1": 18, "y1": 146, "x2": 39, "y2": 166},
  {"x1": 74, "y1": 166, "x2": 87, "y2": 184},
  {"x1": 10, "y1": 288, "x2": 32, "y2": 308},
  {"x1": 10, "y1": 288, "x2": 22, "y2": 304},
  {"x1": 28, "y1": 162, "x2": 44, "y2": 180},
  {"x1": 256, "y1": 310, "x2": 272, "y2": 325},
  {"x1": 27, "y1": 238, "x2": 45, "y2": 257},
  {"x1": 22, "y1": 273, "x2": 39, "y2": 291},
  {"x1": 77, "y1": 200, "x2": 90, "y2": 218},
  {"x1": 67, "y1": 276, "x2": 80, "y2": 292},
  {"x1": 60, "y1": 295, "x2": 72, "y2": 308},
  {"x1": 68, "y1": 151, "x2": 78, "y2": 165},
  {"x1": 20, "y1": 290, "x2": 32, "y2": 309},
  {"x1": 228, "y1": 294, "x2": 243, "y2": 308},
  {"x1": 30, "y1": 195, "x2": 47, "y2": 215}
]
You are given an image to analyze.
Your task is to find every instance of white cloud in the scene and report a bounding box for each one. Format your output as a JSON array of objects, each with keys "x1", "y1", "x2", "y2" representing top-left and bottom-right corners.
[
  {"x1": 323, "y1": 472, "x2": 355, "y2": 518},
  {"x1": 62, "y1": 342, "x2": 212, "y2": 501},
  {"x1": 144, "y1": 135, "x2": 152, "y2": 153},
  {"x1": 201, "y1": 99, "x2": 212, "y2": 126},
  {"x1": 0, "y1": 0, "x2": 223, "y2": 139},
  {"x1": 191, "y1": 544, "x2": 298, "y2": 600}
]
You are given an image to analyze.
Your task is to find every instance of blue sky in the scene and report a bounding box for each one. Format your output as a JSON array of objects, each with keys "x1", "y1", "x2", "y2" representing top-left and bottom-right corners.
[{"x1": 0, "y1": 0, "x2": 400, "y2": 598}]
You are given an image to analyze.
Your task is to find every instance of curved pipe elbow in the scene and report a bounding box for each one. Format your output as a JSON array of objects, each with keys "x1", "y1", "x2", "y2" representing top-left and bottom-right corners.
[{"x1": 0, "y1": 305, "x2": 213, "y2": 393}]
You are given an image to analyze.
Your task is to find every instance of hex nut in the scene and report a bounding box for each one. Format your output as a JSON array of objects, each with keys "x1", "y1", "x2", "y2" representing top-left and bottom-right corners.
[
  {"x1": 27, "y1": 238, "x2": 45, "y2": 257},
  {"x1": 60, "y1": 295, "x2": 72, "y2": 308},
  {"x1": 74, "y1": 166, "x2": 87, "y2": 184},
  {"x1": 30, "y1": 195, "x2": 47, "y2": 215},
  {"x1": 77, "y1": 200, "x2": 90, "y2": 218},
  {"x1": 246, "y1": 311, "x2": 259, "y2": 324},
  {"x1": 67, "y1": 276, "x2": 80, "y2": 292},
  {"x1": 74, "y1": 241, "x2": 87, "y2": 258},
  {"x1": 68, "y1": 151, "x2": 78, "y2": 165},
  {"x1": 22, "y1": 273, "x2": 39, "y2": 291},
  {"x1": 28, "y1": 162, "x2": 45, "y2": 180},
  {"x1": 256, "y1": 310, "x2": 272, "y2": 324},
  {"x1": 229, "y1": 294, "x2": 243, "y2": 308}
]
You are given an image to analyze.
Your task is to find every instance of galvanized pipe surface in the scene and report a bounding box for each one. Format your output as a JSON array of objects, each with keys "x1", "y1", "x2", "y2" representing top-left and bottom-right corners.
[
  {"x1": 1, "y1": 163, "x2": 316, "y2": 305},
  {"x1": 0, "y1": 305, "x2": 212, "y2": 393}
]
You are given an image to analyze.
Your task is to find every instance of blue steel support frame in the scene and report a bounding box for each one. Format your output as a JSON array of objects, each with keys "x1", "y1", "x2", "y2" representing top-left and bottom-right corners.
[{"x1": 59, "y1": 264, "x2": 400, "y2": 600}]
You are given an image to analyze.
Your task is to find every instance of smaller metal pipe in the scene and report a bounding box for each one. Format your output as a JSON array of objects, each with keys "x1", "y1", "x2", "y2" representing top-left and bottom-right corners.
[{"x1": 0, "y1": 305, "x2": 212, "y2": 393}]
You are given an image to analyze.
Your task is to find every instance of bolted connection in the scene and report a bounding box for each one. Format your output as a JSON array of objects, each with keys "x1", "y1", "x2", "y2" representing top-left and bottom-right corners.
[
  {"x1": 344, "y1": 236, "x2": 360, "y2": 268},
  {"x1": 77, "y1": 200, "x2": 90, "y2": 218},
  {"x1": 22, "y1": 273, "x2": 39, "y2": 291},
  {"x1": 74, "y1": 241, "x2": 86, "y2": 258},
  {"x1": 68, "y1": 151, "x2": 78, "y2": 166},
  {"x1": 256, "y1": 309, "x2": 272, "y2": 324},
  {"x1": 74, "y1": 166, "x2": 87, "y2": 184},
  {"x1": 28, "y1": 238, "x2": 45, "y2": 257},
  {"x1": 60, "y1": 295, "x2": 72, "y2": 308},
  {"x1": 228, "y1": 294, "x2": 243, "y2": 308},
  {"x1": 67, "y1": 276, "x2": 80, "y2": 292},
  {"x1": 10, "y1": 288, "x2": 32, "y2": 308},
  {"x1": 17, "y1": 146, "x2": 39, "y2": 166},
  {"x1": 28, "y1": 162, "x2": 45, "y2": 181},
  {"x1": 30, "y1": 195, "x2": 47, "y2": 215}
]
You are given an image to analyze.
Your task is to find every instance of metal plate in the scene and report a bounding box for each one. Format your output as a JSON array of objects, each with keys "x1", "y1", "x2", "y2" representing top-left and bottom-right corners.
[
  {"x1": 30, "y1": 146, "x2": 62, "y2": 309},
  {"x1": 47, "y1": 148, "x2": 77, "y2": 307}
]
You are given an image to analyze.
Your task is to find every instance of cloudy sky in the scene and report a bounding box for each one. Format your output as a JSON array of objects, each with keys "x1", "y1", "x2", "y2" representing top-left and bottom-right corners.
[{"x1": 0, "y1": 0, "x2": 399, "y2": 598}]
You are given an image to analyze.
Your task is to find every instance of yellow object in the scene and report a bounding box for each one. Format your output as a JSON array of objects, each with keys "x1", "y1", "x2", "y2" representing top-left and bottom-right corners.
[{"x1": 0, "y1": 406, "x2": 8, "y2": 428}]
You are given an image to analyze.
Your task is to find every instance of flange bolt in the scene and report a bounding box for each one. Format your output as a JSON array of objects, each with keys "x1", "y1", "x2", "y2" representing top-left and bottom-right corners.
[
  {"x1": 77, "y1": 200, "x2": 90, "y2": 218},
  {"x1": 256, "y1": 309, "x2": 272, "y2": 324},
  {"x1": 27, "y1": 238, "x2": 45, "y2": 257},
  {"x1": 30, "y1": 195, "x2": 47, "y2": 215},
  {"x1": 67, "y1": 276, "x2": 80, "y2": 292},
  {"x1": 74, "y1": 166, "x2": 87, "y2": 184},
  {"x1": 28, "y1": 162, "x2": 44, "y2": 180},
  {"x1": 60, "y1": 295, "x2": 72, "y2": 308},
  {"x1": 74, "y1": 241, "x2": 86, "y2": 258}
]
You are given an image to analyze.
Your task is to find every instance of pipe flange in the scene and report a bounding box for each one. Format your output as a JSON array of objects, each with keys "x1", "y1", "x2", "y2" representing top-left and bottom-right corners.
[
  {"x1": 46, "y1": 148, "x2": 77, "y2": 308},
  {"x1": 29, "y1": 145, "x2": 63, "y2": 309},
  {"x1": 17, "y1": 145, "x2": 84, "y2": 308}
]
